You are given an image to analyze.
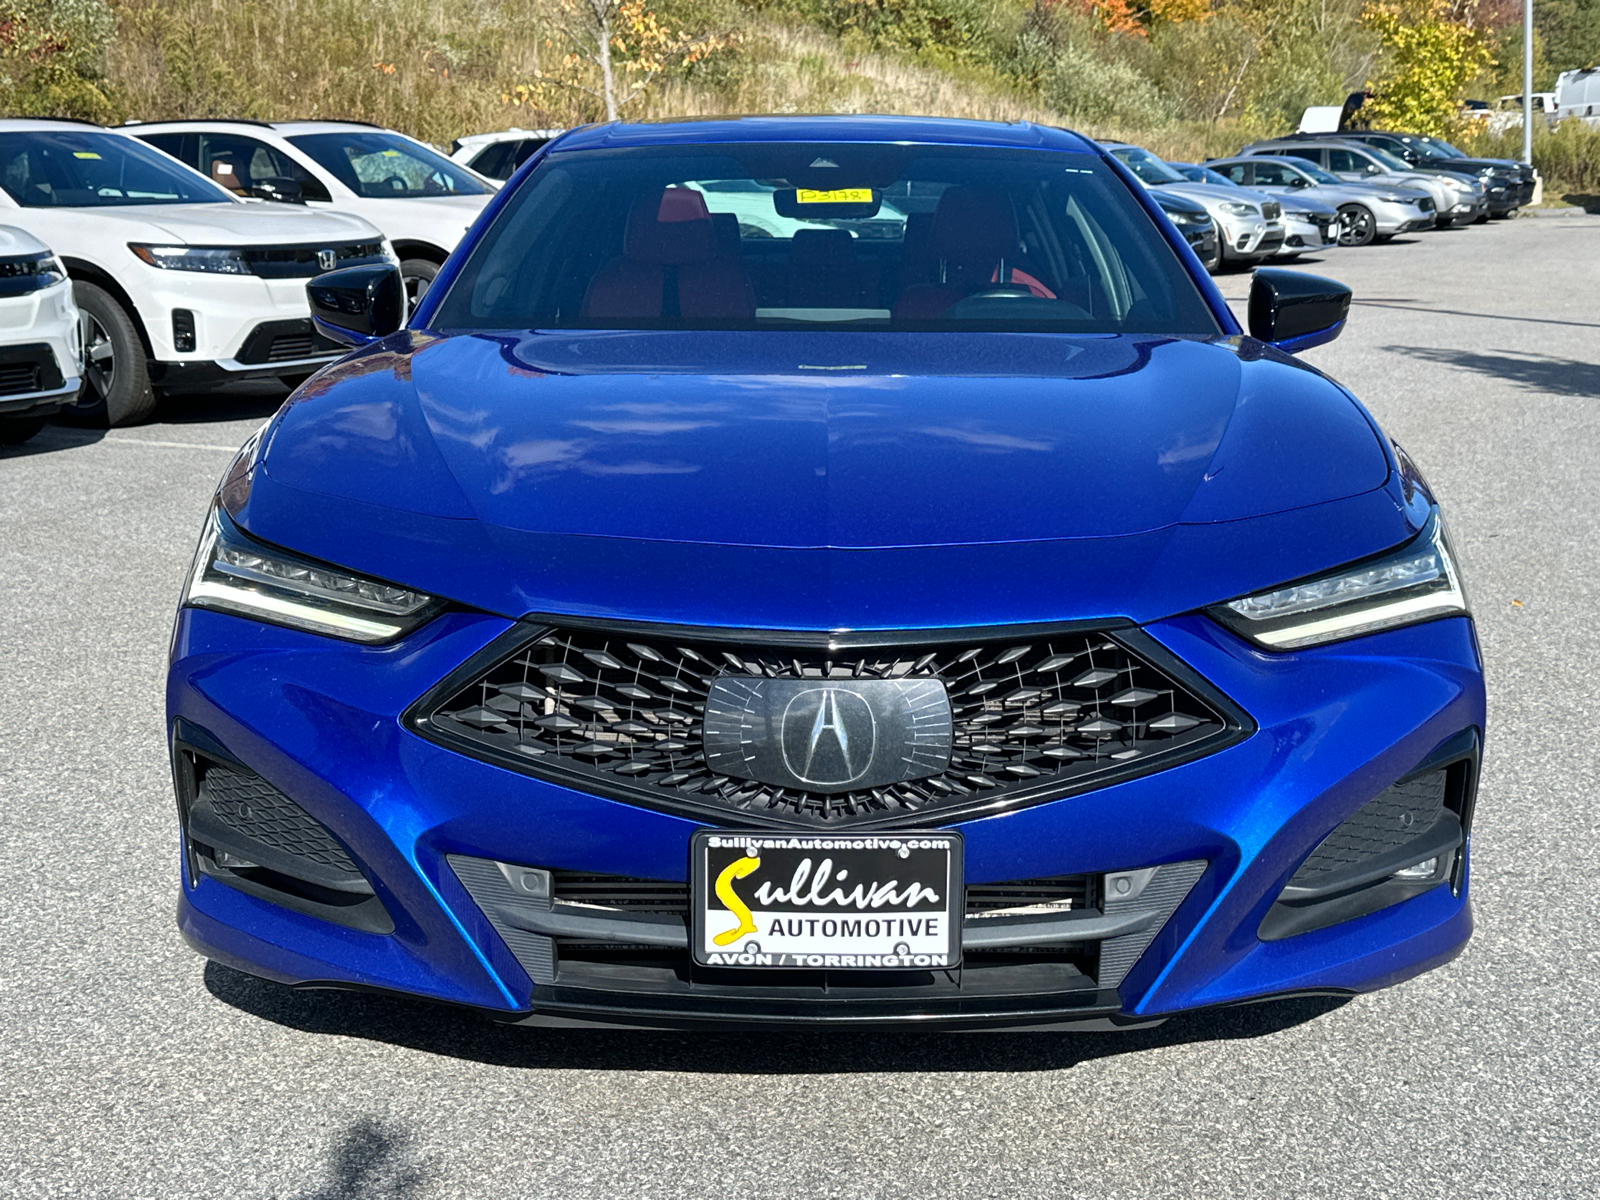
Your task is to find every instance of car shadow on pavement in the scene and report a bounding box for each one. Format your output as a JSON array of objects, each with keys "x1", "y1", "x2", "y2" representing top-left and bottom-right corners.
[
  {"x1": 288, "y1": 1117, "x2": 428, "y2": 1200},
  {"x1": 1386, "y1": 345, "x2": 1600, "y2": 399},
  {"x1": 204, "y1": 961, "x2": 1348, "y2": 1073},
  {"x1": 0, "y1": 423, "x2": 105, "y2": 459}
]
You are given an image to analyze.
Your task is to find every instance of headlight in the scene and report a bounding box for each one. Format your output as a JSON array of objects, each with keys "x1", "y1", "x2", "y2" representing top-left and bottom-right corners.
[
  {"x1": 182, "y1": 502, "x2": 439, "y2": 643},
  {"x1": 1160, "y1": 207, "x2": 1206, "y2": 226},
  {"x1": 130, "y1": 244, "x2": 250, "y2": 275},
  {"x1": 1208, "y1": 511, "x2": 1468, "y2": 650},
  {"x1": 0, "y1": 250, "x2": 66, "y2": 296},
  {"x1": 1220, "y1": 201, "x2": 1258, "y2": 217},
  {"x1": 1376, "y1": 193, "x2": 1414, "y2": 203},
  {"x1": 1285, "y1": 211, "x2": 1318, "y2": 222}
]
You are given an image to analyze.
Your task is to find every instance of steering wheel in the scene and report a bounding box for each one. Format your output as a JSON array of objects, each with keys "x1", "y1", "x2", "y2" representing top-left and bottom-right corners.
[{"x1": 380, "y1": 175, "x2": 408, "y2": 193}]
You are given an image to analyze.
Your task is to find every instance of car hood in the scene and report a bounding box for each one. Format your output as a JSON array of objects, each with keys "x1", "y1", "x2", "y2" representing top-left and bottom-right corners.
[
  {"x1": 239, "y1": 330, "x2": 1409, "y2": 625},
  {"x1": 56, "y1": 202, "x2": 382, "y2": 245},
  {"x1": 1158, "y1": 182, "x2": 1276, "y2": 211}
]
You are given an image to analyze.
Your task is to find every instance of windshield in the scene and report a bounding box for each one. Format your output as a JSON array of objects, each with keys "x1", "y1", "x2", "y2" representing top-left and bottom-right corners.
[
  {"x1": 0, "y1": 131, "x2": 231, "y2": 208},
  {"x1": 430, "y1": 143, "x2": 1220, "y2": 335},
  {"x1": 1422, "y1": 137, "x2": 1466, "y2": 158},
  {"x1": 1109, "y1": 146, "x2": 1187, "y2": 185},
  {"x1": 1364, "y1": 146, "x2": 1415, "y2": 172},
  {"x1": 287, "y1": 131, "x2": 488, "y2": 198},
  {"x1": 1176, "y1": 165, "x2": 1237, "y2": 188},
  {"x1": 1282, "y1": 157, "x2": 1343, "y2": 186}
]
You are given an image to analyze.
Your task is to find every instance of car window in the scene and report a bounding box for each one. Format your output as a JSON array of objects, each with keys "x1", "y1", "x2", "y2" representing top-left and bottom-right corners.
[
  {"x1": 468, "y1": 142, "x2": 516, "y2": 180},
  {"x1": 1108, "y1": 147, "x2": 1187, "y2": 186},
  {"x1": 1362, "y1": 146, "x2": 1414, "y2": 172},
  {"x1": 1278, "y1": 157, "x2": 1339, "y2": 185},
  {"x1": 287, "y1": 131, "x2": 488, "y2": 198},
  {"x1": 1327, "y1": 149, "x2": 1369, "y2": 173},
  {"x1": 0, "y1": 130, "x2": 231, "y2": 207},
  {"x1": 429, "y1": 143, "x2": 1222, "y2": 336},
  {"x1": 1245, "y1": 161, "x2": 1287, "y2": 186},
  {"x1": 193, "y1": 133, "x2": 333, "y2": 202}
]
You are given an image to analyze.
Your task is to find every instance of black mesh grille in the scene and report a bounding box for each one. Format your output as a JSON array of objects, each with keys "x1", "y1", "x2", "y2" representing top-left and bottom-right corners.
[
  {"x1": 266, "y1": 332, "x2": 316, "y2": 361},
  {"x1": 551, "y1": 871, "x2": 688, "y2": 913},
  {"x1": 966, "y1": 876, "x2": 1092, "y2": 916},
  {"x1": 1288, "y1": 770, "x2": 1447, "y2": 886},
  {"x1": 201, "y1": 765, "x2": 361, "y2": 872},
  {"x1": 423, "y1": 624, "x2": 1237, "y2": 828}
]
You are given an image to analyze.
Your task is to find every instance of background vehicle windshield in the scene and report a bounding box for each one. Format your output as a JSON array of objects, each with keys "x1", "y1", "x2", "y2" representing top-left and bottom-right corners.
[
  {"x1": 429, "y1": 143, "x2": 1220, "y2": 335},
  {"x1": 1422, "y1": 137, "x2": 1466, "y2": 158},
  {"x1": 0, "y1": 131, "x2": 230, "y2": 208},
  {"x1": 287, "y1": 132, "x2": 488, "y2": 198},
  {"x1": 1109, "y1": 147, "x2": 1187, "y2": 186},
  {"x1": 1281, "y1": 157, "x2": 1345, "y2": 186},
  {"x1": 1176, "y1": 165, "x2": 1237, "y2": 187},
  {"x1": 1363, "y1": 146, "x2": 1415, "y2": 172}
]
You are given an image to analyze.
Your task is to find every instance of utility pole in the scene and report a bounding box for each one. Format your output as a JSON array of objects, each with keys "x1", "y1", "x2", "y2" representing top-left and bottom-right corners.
[{"x1": 1523, "y1": 0, "x2": 1534, "y2": 164}]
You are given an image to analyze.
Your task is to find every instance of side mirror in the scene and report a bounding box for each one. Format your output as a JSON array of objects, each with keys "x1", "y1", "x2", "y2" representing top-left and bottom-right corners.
[
  {"x1": 307, "y1": 264, "x2": 403, "y2": 348},
  {"x1": 1290, "y1": 176, "x2": 1310, "y2": 188},
  {"x1": 251, "y1": 176, "x2": 304, "y2": 204},
  {"x1": 1248, "y1": 267, "x2": 1351, "y2": 352}
]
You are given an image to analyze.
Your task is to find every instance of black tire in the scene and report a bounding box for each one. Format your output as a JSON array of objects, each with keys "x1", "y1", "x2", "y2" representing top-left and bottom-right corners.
[
  {"x1": 400, "y1": 258, "x2": 440, "y2": 316},
  {"x1": 0, "y1": 415, "x2": 46, "y2": 445},
  {"x1": 1336, "y1": 204, "x2": 1377, "y2": 247},
  {"x1": 75, "y1": 281, "x2": 156, "y2": 427}
]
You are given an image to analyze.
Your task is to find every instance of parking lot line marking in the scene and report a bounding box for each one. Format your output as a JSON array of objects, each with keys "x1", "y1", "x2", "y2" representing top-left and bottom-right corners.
[{"x1": 103, "y1": 436, "x2": 241, "y2": 453}]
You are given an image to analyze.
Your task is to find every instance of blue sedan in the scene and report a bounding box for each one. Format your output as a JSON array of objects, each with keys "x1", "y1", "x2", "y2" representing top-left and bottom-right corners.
[{"x1": 167, "y1": 116, "x2": 1481, "y2": 1030}]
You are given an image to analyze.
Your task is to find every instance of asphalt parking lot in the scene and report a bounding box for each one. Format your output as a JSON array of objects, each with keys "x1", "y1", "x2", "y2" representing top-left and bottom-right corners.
[{"x1": 3, "y1": 211, "x2": 1599, "y2": 1199}]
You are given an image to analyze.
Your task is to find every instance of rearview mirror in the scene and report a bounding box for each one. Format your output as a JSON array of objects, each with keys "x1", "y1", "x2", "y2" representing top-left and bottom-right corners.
[
  {"x1": 250, "y1": 176, "x2": 305, "y2": 204},
  {"x1": 1248, "y1": 267, "x2": 1351, "y2": 352},
  {"x1": 307, "y1": 264, "x2": 403, "y2": 348}
]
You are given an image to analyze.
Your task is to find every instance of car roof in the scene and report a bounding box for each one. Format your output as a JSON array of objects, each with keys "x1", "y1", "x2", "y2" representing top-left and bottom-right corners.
[
  {"x1": 457, "y1": 128, "x2": 565, "y2": 146},
  {"x1": 0, "y1": 118, "x2": 115, "y2": 133},
  {"x1": 551, "y1": 116, "x2": 1099, "y2": 155},
  {"x1": 125, "y1": 119, "x2": 394, "y2": 135}
]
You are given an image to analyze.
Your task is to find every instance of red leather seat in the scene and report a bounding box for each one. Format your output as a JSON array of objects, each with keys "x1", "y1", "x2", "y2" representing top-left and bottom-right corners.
[{"x1": 582, "y1": 188, "x2": 754, "y2": 321}]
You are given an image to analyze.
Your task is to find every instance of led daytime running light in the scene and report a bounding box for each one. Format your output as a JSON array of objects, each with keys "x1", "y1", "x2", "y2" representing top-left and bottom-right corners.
[
  {"x1": 182, "y1": 505, "x2": 437, "y2": 643},
  {"x1": 1211, "y1": 512, "x2": 1468, "y2": 651}
]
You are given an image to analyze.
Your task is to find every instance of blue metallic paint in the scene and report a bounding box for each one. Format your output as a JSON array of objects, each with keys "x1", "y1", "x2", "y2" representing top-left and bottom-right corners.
[{"x1": 171, "y1": 118, "x2": 1481, "y2": 1025}]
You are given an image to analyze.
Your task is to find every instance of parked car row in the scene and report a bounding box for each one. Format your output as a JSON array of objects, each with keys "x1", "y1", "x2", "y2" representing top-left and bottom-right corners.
[
  {"x1": 1099, "y1": 127, "x2": 1534, "y2": 277},
  {"x1": 0, "y1": 116, "x2": 496, "y2": 443}
]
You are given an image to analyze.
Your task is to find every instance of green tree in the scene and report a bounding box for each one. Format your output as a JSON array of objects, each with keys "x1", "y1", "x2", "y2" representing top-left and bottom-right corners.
[{"x1": 0, "y1": 0, "x2": 117, "y2": 120}]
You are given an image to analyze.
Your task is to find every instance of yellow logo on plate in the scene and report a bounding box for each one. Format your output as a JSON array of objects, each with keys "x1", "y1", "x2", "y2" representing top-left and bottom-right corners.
[
  {"x1": 712, "y1": 854, "x2": 761, "y2": 946},
  {"x1": 796, "y1": 188, "x2": 873, "y2": 205}
]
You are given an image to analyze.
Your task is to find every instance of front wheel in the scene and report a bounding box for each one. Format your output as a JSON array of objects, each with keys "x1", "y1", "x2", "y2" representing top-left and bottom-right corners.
[
  {"x1": 0, "y1": 415, "x2": 46, "y2": 445},
  {"x1": 400, "y1": 258, "x2": 439, "y2": 317},
  {"x1": 1336, "y1": 205, "x2": 1377, "y2": 247},
  {"x1": 74, "y1": 281, "x2": 156, "y2": 427}
]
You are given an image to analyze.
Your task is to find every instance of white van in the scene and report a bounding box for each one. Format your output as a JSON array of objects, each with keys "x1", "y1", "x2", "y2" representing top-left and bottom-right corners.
[{"x1": 1555, "y1": 68, "x2": 1600, "y2": 125}]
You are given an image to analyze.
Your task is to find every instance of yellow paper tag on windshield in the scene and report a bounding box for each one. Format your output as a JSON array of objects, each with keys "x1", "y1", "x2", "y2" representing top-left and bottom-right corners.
[
  {"x1": 73, "y1": 152, "x2": 102, "y2": 160},
  {"x1": 381, "y1": 149, "x2": 400, "y2": 156},
  {"x1": 796, "y1": 188, "x2": 873, "y2": 204}
]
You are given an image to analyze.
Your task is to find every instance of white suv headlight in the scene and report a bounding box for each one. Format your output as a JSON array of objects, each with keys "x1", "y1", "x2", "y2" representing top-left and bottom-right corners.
[
  {"x1": 182, "y1": 502, "x2": 439, "y2": 643},
  {"x1": 1209, "y1": 511, "x2": 1468, "y2": 650},
  {"x1": 130, "y1": 244, "x2": 251, "y2": 275},
  {"x1": 1220, "y1": 201, "x2": 1259, "y2": 217}
]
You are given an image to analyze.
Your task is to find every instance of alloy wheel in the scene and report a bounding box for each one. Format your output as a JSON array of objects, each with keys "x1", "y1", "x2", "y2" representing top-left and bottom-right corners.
[
  {"x1": 1337, "y1": 206, "x2": 1376, "y2": 247},
  {"x1": 80, "y1": 309, "x2": 115, "y2": 402}
]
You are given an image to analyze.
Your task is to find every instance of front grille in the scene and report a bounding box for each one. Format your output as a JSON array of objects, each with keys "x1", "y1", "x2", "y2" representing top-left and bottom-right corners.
[
  {"x1": 966, "y1": 875, "x2": 1092, "y2": 916},
  {"x1": 202, "y1": 765, "x2": 361, "y2": 873},
  {"x1": 1260, "y1": 201, "x2": 1281, "y2": 221},
  {"x1": 234, "y1": 318, "x2": 340, "y2": 365},
  {"x1": 1288, "y1": 771, "x2": 1447, "y2": 887},
  {"x1": 421, "y1": 622, "x2": 1240, "y2": 828},
  {"x1": 266, "y1": 332, "x2": 315, "y2": 361},
  {"x1": 551, "y1": 870, "x2": 688, "y2": 913},
  {"x1": 242, "y1": 240, "x2": 388, "y2": 279}
]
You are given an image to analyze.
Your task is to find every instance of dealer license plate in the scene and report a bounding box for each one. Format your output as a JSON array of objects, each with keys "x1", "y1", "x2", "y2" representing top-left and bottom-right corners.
[{"x1": 691, "y1": 830, "x2": 962, "y2": 969}]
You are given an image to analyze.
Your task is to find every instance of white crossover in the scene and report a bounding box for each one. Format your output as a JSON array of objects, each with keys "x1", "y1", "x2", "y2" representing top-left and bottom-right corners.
[
  {"x1": 0, "y1": 225, "x2": 82, "y2": 445},
  {"x1": 129, "y1": 120, "x2": 495, "y2": 309},
  {"x1": 0, "y1": 119, "x2": 391, "y2": 426},
  {"x1": 450, "y1": 128, "x2": 565, "y2": 181}
]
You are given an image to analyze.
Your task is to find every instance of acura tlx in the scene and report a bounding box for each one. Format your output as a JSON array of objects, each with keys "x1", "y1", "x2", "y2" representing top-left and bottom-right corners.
[{"x1": 167, "y1": 117, "x2": 1482, "y2": 1030}]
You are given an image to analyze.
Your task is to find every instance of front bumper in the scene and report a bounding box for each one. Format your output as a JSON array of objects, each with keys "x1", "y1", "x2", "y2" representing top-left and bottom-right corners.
[
  {"x1": 1278, "y1": 216, "x2": 1338, "y2": 253},
  {"x1": 130, "y1": 266, "x2": 343, "y2": 375},
  {"x1": 168, "y1": 606, "x2": 1483, "y2": 1029},
  {"x1": 0, "y1": 280, "x2": 82, "y2": 417}
]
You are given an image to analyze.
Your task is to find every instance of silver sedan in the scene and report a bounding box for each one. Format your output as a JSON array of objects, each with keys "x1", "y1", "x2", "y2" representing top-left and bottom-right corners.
[{"x1": 1208, "y1": 155, "x2": 1437, "y2": 247}]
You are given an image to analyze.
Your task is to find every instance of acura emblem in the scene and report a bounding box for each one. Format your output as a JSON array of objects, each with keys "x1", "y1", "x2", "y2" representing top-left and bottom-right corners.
[
  {"x1": 317, "y1": 249, "x2": 338, "y2": 271},
  {"x1": 703, "y1": 677, "x2": 952, "y2": 794}
]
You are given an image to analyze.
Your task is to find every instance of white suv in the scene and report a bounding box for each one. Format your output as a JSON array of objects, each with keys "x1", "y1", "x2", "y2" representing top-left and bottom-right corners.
[
  {"x1": 0, "y1": 119, "x2": 391, "y2": 425},
  {"x1": 0, "y1": 225, "x2": 82, "y2": 445},
  {"x1": 130, "y1": 120, "x2": 494, "y2": 309},
  {"x1": 450, "y1": 128, "x2": 564, "y2": 181}
]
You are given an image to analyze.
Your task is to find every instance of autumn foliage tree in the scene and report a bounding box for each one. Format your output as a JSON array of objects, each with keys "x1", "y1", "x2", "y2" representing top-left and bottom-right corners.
[
  {"x1": 1360, "y1": 0, "x2": 1493, "y2": 134},
  {"x1": 507, "y1": 0, "x2": 729, "y2": 121}
]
